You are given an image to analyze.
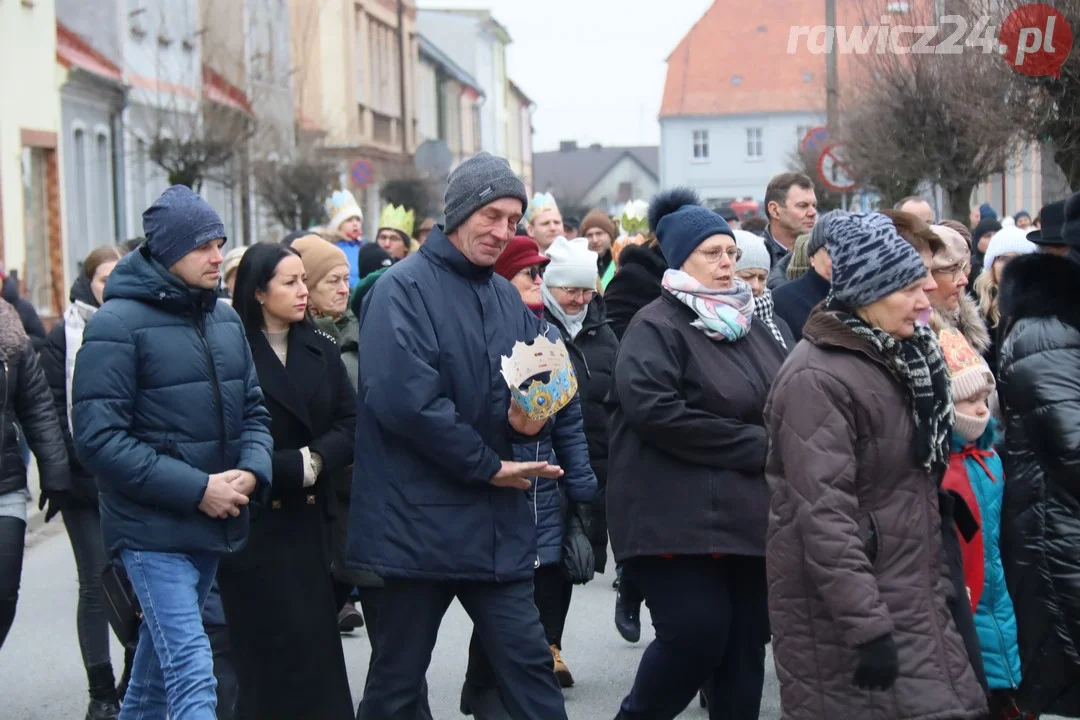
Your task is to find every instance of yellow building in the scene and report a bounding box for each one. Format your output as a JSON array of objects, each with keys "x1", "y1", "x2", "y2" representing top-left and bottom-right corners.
[{"x1": 0, "y1": 0, "x2": 66, "y2": 317}]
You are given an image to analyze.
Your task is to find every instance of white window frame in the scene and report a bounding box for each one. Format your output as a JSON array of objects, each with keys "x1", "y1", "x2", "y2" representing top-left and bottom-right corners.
[
  {"x1": 691, "y1": 129, "x2": 710, "y2": 162},
  {"x1": 746, "y1": 127, "x2": 764, "y2": 161}
]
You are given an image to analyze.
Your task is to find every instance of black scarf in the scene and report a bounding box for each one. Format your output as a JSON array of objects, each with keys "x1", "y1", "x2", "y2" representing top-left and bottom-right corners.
[{"x1": 830, "y1": 300, "x2": 953, "y2": 470}]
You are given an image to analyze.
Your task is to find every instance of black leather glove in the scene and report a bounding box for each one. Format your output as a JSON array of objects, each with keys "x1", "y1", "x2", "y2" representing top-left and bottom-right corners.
[
  {"x1": 853, "y1": 633, "x2": 899, "y2": 691},
  {"x1": 38, "y1": 490, "x2": 67, "y2": 523}
]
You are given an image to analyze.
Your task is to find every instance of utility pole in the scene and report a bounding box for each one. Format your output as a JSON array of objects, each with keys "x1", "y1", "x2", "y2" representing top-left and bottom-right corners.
[{"x1": 825, "y1": 0, "x2": 839, "y2": 135}]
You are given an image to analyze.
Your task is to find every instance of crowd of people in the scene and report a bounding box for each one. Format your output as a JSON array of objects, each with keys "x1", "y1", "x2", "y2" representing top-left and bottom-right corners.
[{"x1": 0, "y1": 148, "x2": 1078, "y2": 720}]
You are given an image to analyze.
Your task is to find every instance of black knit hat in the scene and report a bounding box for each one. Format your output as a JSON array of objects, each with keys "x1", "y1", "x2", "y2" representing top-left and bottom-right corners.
[
  {"x1": 358, "y1": 243, "x2": 393, "y2": 279},
  {"x1": 649, "y1": 188, "x2": 734, "y2": 271}
]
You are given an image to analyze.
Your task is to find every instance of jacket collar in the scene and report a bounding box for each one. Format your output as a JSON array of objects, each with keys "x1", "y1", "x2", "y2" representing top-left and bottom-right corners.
[
  {"x1": 247, "y1": 321, "x2": 325, "y2": 433},
  {"x1": 104, "y1": 246, "x2": 217, "y2": 316},
  {"x1": 544, "y1": 297, "x2": 607, "y2": 338},
  {"x1": 419, "y1": 226, "x2": 495, "y2": 282},
  {"x1": 799, "y1": 266, "x2": 831, "y2": 295},
  {"x1": 802, "y1": 307, "x2": 888, "y2": 366}
]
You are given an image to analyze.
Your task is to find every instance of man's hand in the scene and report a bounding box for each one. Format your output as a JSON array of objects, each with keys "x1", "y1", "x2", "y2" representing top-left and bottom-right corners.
[
  {"x1": 508, "y1": 402, "x2": 547, "y2": 437},
  {"x1": 229, "y1": 470, "x2": 258, "y2": 497},
  {"x1": 491, "y1": 461, "x2": 564, "y2": 490},
  {"x1": 199, "y1": 472, "x2": 250, "y2": 519}
]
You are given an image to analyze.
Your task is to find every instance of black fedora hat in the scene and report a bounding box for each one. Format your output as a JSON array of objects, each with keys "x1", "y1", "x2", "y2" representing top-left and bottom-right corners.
[{"x1": 1029, "y1": 199, "x2": 1066, "y2": 246}]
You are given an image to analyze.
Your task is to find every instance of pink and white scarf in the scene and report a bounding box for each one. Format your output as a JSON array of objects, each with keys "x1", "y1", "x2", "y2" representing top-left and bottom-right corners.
[{"x1": 661, "y1": 269, "x2": 754, "y2": 342}]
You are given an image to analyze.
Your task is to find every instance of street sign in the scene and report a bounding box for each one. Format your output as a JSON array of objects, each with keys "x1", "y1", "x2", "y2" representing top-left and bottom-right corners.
[
  {"x1": 351, "y1": 159, "x2": 374, "y2": 188},
  {"x1": 816, "y1": 144, "x2": 857, "y2": 193},
  {"x1": 800, "y1": 126, "x2": 829, "y2": 157}
]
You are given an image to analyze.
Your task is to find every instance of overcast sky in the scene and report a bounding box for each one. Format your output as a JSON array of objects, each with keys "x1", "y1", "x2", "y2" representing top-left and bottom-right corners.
[{"x1": 417, "y1": 0, "x2": 715, "y2": 152}]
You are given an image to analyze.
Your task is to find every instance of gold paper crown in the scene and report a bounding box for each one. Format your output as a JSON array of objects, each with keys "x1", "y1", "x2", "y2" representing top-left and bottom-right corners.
[
  {"x1": 500, "y1": 335, "x2": 578, "y2": 421},
  {"x1": 525, "y1": 192, "x2": 559, "y2": 223},
  {"x1": 378, "y1": 204, "x2": 415, "y2": 237}
]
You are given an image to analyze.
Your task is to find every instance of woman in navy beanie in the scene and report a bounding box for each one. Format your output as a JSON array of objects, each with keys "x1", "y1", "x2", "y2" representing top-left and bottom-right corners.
[{"x1": 606, "y1": 188, "x2": 786, "y2": 719}]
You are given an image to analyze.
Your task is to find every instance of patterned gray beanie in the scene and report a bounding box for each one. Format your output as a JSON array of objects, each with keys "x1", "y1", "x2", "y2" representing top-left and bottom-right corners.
[
  {"x1": 826, "y1": 211, "x2": 928, "y2": 309},
  {"x1": 807, "y1": 213, "x2": 832, "y2": 256}
]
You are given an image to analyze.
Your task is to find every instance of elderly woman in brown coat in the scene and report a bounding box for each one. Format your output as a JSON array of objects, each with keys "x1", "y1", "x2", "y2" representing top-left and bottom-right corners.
[{"x1": 765, "y1": 211, "x2": 988, "y2": 720}]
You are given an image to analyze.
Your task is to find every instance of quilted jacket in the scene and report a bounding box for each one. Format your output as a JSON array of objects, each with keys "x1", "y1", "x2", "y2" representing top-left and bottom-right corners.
[{"x1": 764, "y1": 309, "x2": 987, "y2": 720}]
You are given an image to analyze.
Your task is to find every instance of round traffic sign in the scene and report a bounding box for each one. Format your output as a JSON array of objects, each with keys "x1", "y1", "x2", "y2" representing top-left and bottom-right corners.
[
  {"x1": 351, "y1": 159, "x2": 374, "y2": 188},
  {"x1": 800, "y1": 126, "x2": 829, "y2": 157},
  {"x1": 816, "y1": 144, "x2": 857, "y2": 193}
]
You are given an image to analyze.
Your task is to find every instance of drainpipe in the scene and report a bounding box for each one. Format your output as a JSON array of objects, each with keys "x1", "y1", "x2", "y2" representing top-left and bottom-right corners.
[{"x1": 397, "y1": 0, "x2": 409, "y2": 157}]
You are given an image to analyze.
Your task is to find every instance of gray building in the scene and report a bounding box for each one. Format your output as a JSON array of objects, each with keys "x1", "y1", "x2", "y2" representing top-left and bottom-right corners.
[
  {"x1": 57, "y1": 22, "x2": 127, "y2": 276},
  {"x1": 533, "y1": 142, "x2": 659, "y2": 217}
]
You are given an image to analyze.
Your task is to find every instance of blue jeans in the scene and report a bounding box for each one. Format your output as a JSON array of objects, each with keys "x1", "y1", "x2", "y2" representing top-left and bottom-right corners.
[{"x1": 120, "y1": 550, "x2": 219, "y2": 720}]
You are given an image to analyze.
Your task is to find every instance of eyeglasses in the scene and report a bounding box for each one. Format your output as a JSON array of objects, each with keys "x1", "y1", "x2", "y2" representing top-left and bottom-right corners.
[
  {"x1": 517, "y1": 266, "x2": 544, "y2": 281},
  {"x1": 931, "y1": 261, "x2": 970, "y2": 281},
  {"x1": 553, "y1": 287, "x2": 596, "y2": 301},
  {"x1": 696, "y1": 247, "x2": 743, "y2": 264}
]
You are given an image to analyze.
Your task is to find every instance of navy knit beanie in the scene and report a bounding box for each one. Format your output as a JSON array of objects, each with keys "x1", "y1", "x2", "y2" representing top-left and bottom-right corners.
[
  {"x1": 143, "y1": 186, "x2": 226, "y2": 270},
  {"x1": 826, "y1": 211, "x2": 927, "y2": 310},
  {"x1": 648, "y1": 188, "x2": 734, "y2": 271}
]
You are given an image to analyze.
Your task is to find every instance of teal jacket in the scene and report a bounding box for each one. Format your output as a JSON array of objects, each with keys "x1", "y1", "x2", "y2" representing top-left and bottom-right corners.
[{"x1": 945, "y1": 421, "x2": 1022, "y2": 691}]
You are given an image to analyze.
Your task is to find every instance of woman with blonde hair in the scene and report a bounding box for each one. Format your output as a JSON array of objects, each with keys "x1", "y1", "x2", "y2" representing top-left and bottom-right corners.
[{"x1": 972, "y1": 227, "x2": 1036, "y2": 376}]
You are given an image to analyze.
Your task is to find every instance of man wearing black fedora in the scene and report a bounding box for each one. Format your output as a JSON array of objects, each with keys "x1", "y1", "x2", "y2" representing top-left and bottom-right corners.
[{"x1": 1026, "y1": 199, "x2": 1070, "y2": 257}]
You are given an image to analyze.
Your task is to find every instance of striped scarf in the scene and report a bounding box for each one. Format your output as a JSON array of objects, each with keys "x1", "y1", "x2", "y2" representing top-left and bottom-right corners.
[
  {"x1": 831, "y1": 301, "x2": 953, "y2": 470},
  {"x1": 662, "y1": 269, "x2": 754, "y2": 342},
  {"x1": 753, "y1": 288, "x2": 787, "y2": 350}
]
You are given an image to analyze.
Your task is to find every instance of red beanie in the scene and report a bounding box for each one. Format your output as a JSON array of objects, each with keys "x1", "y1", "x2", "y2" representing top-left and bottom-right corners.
[{"x1": 495, "y1": 236, "x2": 549, "y2": 281}]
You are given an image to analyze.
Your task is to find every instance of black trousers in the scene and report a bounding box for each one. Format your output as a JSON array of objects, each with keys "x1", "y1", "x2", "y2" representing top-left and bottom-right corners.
[
  {"x1": 356, "y1": 577, "x2": 566, "y2": 720},
  {"x1": 465, "y1": 564, "x2": 572, "y2": 690},
  {"x1": 0, "y1": 516, "x2": 25, "y2": 650},
  {"x1": 355, "y1": 587, "x2": 433, "y2": 720},
  {"x1": 617, "y1": 555, "x2": 770, "y2": 720}
]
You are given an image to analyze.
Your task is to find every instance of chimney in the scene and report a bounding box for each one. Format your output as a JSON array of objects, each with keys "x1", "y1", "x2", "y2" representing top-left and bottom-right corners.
[{"x1": 559, "y1": 140, "x2": 578, "y2": 152}]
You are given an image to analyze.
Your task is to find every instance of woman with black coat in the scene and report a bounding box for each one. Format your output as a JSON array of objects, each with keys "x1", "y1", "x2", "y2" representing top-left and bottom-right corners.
[
  {"x1": 607, "y1": 189, "x2": 785, "y2": 720},
  {"x1": 0, "y1": 294, "x2": 70, "y2": 648},
  {"x1": 997, "y1": 247, "x2": 1080, "y2": 717},
  {"x1": 217, "y1": 243, "x2": 355, "y2": 720},
  {"x1": 604, "y1": 239, "x2": 668, "y2": 341},
  {"x1": 35, "y1": 245, "x2": 126, "y2": 718}
]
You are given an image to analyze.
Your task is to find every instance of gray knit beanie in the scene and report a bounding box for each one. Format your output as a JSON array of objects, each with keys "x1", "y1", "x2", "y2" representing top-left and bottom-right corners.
[
  {"x1": 807, "y1": 214, "x2": 830, "y2": 256},
  {"x1": 443, "y1": 152, "x2": 529, "y2": 235},
  {"x1": 143, "y1": 185, "x2": 226, "y2": 270},
  {"x1": 826, "y1": 211, "x2": 928, "y2": 310}
]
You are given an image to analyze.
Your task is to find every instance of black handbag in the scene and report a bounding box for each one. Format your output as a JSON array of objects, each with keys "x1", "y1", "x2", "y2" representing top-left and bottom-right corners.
[{"x1": 101, "y1": 562, "x2": 142, "y2": 648}]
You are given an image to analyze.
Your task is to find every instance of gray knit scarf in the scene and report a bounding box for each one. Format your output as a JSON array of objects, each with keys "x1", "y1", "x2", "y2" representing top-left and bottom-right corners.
[
  {"x1": 830, "y1": 299, "x2": 953, "y2": 470},
  {"x1": 753, "y1": 289, "x2": 787, "y2": 350}
]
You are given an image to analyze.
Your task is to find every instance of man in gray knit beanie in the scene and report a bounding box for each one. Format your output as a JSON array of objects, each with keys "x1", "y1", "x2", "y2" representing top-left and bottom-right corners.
[{"x1": 444, "y1": 151, "x2": 529, "y2": 237}]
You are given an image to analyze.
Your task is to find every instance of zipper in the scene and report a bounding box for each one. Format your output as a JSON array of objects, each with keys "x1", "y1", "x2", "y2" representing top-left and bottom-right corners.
[
  {"x1": 533, "y1": 441, "x2": 540, "y2": 569},
  {"x1": 193, "y1": 316, "x2": 230, "y2": 548},
  {"x1": 0, "y1": 360, "x2": 8, "y2": 478}
]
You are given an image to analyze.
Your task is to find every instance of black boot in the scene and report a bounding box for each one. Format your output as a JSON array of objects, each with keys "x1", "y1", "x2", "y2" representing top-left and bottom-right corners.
[
  {"x1": 459, "y1": 682, "x2": 512, "y2": 720},
  {"x1": 615, "y1": 590, "x2": 641, "y2": 643},
  {"x1": 86, "y1": 663, "x2": 121, "y2": 720}
]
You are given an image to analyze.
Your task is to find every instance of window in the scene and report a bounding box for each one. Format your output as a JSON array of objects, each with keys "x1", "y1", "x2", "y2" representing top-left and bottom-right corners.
[
  {"x1": 354, "y1": 9, "x2": 365, "y2": 102},
  {"x1": 802, "y1": 71, "x2": 813, "y2": 83},
  {"x1": 368, "y1": 18, "x2": 401, "y2": 118},
  {"x1": 731, "y1": 75, "x2": 742, "y2": 86},
  {"x1": 72, "y1": 128, "x2": 89, "y2": 234},
  {"x1": 96, "y1": 132, "x2": 111, "y2": 243},
  {"x1": 692, "y1": 130, "x2": 709, "y2": 161},
  {"x1": 21, "y1": 147, "x2": 52, "y2": 313},
  {"x1": 746, "y1": 127, "x2": 763, "y2": 160}
]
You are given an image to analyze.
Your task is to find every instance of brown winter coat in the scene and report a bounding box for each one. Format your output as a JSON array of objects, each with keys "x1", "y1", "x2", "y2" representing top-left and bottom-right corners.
[{"x1": 764, "y1": 309, "x2": 988, "y2": 720}]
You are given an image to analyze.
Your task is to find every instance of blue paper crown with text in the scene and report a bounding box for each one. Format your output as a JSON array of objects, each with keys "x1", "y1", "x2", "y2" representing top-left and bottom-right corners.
[{"x1": 500, "y1": 335, "x2": 578, "y2": 421}]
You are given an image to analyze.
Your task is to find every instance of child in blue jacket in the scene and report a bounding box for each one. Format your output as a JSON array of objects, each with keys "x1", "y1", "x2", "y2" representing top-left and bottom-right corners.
[{"x1": 939, "y1": 329, "x2": 1033, "y2": 720}]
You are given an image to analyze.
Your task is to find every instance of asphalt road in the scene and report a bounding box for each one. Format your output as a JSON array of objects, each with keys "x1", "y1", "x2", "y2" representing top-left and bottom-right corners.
[{"x1": 0, "y1": 521, "x2": 782, "y2": 720}]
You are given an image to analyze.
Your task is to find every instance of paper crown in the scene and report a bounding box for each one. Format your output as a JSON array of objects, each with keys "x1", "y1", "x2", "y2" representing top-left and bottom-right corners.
[
  {"x1": 325, "y1": 190, "x2": 363, "y2": 230},
  {"x1": 621, "y1": 199, "x2": 649, "y2": 236},
  {"x1": 525, "y1": 192, "x2": 559, "y2": 223},
  {"x1": 500, "y1": 335, "x2": 578, "y2": 421},
  {"x1": 378, "y1": 204, "x2": 415, "y2": 237}
]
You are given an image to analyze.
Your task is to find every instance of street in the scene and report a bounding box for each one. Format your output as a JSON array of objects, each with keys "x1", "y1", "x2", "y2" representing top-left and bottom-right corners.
[{"x1": 0, "y1": 521, "x2": 782, "y2": 720}]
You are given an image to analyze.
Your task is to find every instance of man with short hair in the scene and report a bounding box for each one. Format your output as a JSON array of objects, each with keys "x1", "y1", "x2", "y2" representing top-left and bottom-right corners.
[
  {"x1": 773, "y1": 214, "x2": 832, "y2": 343},
  {"x1": 72, "y1": 185, "x2": 273, "y2": 720},
  {"x1": 896, "y1": 195, "x2": 935, "y2": 224},
  {"x1": 763, "y1": 172, "x2": 818, "y2": 289},
  {"x1": 350, "y1": 152, "x2": 571, "y2": 720}
]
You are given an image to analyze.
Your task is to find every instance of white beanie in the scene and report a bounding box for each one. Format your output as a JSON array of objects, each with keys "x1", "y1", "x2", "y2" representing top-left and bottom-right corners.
[
  {"x1": 983, "y1": 226, "x2": 1036, "y2": 269},
  {"x1": 543, "y1": 236, "x2": 598, "y2": 289},
  {"x1": 733, "y1": 230, "x2": 771, "y2": 273}
]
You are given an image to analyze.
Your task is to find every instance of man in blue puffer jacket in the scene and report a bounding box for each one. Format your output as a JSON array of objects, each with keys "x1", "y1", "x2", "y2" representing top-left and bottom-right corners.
[
  {"x1": 72, "y1": 185, "x2": 273, "y2": 720},
  {"x1": 350, "y1": 152, "x2": 570, "y2": 720}
]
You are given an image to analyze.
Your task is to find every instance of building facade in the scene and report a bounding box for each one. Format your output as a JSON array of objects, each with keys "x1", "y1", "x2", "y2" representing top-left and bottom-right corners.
[
  {"x1": 506, "y1": 80, "x2": 534, "y2": 194},
  {"x1": 534, "y1": 142, "x2": 659, "y2": 217},
  {"x1": 417, "y1": 9, "x2": 511, "y2": 158},
  {"x1": 292, "y1": 0, "x2": 419, "y2": 232},
  {"x1": 1, "y1": 0, "x2": 66, "y2": 317},
  {"x1": 416, "y1": 34, "x2": 484, "y2": 169}
]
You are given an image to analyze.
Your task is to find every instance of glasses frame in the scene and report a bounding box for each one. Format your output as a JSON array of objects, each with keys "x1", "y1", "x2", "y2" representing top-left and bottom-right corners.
[
  {"x1": 931, "y1": 261, "x2": 970, "y2": 281},
  {"x1": 552, "y1": 286, "x2": 596, "y2": 301},
  {"x1": 697, "y1": 246, "x2": 744, "y2": 264}
]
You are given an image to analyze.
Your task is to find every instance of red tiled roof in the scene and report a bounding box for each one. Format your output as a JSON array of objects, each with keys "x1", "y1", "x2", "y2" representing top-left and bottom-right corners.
[
  {"x1": 202, "y1": 64, "x2": 253, "y2": 114},
  {"x1": 660, "y1": 0, "x2": 878, "y2": 117},
  {"x1": 56, "y1": 22, "x2": 123, "y2": 84}
]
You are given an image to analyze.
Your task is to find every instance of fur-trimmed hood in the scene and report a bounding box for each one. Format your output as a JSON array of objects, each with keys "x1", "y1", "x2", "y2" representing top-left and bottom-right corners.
[
  {"x1": 999, "y1": 253, "x2": 1080, "y2": 335},
  {"x1": 930, "y1": 292, "x2": 991, "y2": 354},
  {"x1": 616, "y1": 242, "x2": 668, "y2": 281},
  {"x1": 0, "y1": 299, "x2": 29, "y2": 361}
]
